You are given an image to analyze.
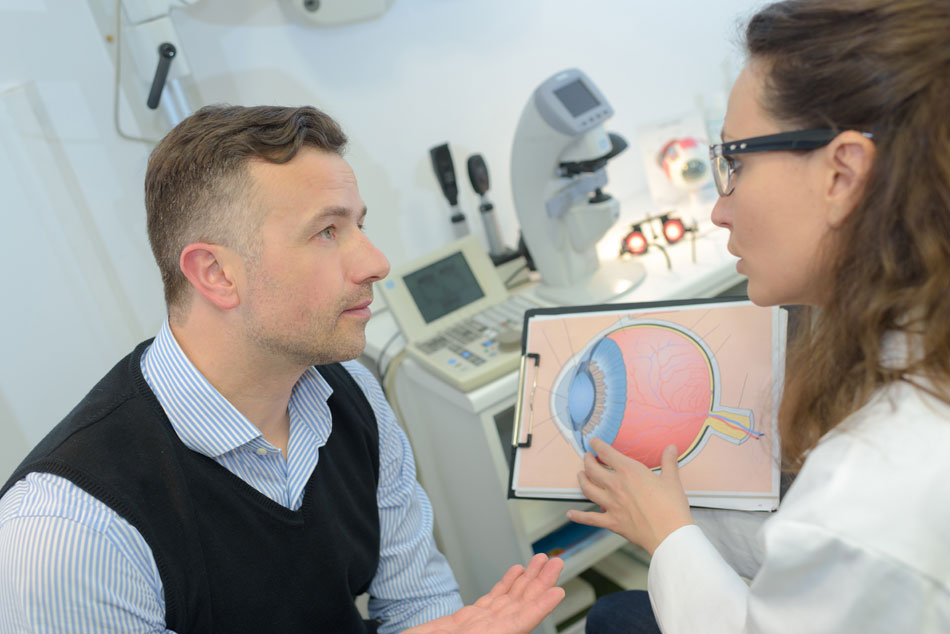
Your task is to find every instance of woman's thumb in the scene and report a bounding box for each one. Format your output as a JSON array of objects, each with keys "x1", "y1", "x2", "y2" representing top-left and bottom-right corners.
[{"x1": 660, "y1": 444, "x2": 681, "y2": 483}]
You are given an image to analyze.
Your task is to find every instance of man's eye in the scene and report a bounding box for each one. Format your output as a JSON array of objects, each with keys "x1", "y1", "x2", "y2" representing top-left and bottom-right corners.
[{"x1": 320, "y1": 226, "x2": 336, "y2": 239}]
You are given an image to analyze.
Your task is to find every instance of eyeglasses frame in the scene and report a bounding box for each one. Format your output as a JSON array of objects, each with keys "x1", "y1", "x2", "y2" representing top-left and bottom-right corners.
[{"x1": 709, "y1": 129, "x2": 873, "y2": 196}]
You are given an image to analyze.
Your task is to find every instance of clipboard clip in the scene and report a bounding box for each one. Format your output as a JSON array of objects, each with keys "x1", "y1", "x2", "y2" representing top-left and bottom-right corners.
[{"x1": 512, "y1": 352, "x2": 540, "y2": 449}]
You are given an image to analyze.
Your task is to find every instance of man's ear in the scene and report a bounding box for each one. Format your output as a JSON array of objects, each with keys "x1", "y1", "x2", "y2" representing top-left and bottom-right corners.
[
  {"x1": 824, "y1": 130, "x2": 876, "y2": 228},
  {"x1": 179, "y1": 243, "x2": 242, "y2": 310}
]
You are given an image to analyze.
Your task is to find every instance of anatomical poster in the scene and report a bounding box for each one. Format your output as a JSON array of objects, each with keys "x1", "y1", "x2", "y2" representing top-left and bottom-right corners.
[{"x1": 509, "y1": 297, "x2": 785, "y2": 511}]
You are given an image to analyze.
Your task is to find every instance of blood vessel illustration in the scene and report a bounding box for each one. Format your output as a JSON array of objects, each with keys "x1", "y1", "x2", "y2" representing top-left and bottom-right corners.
[{"x1": 551, "y1": 320, "x2": 759, "y2": 469}]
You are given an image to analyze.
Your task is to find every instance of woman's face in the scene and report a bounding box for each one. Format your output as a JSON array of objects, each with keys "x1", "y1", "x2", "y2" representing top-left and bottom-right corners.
[{"x1": 711, "y1": 62, "x2": 836, "y2": 307}]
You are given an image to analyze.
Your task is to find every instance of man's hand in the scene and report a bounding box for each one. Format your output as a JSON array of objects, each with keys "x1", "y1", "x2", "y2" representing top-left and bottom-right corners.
[
  {"x1": 566, "y1": 438, "x2": 693, "y2": 555},
  {"x1": 405, "y1": 553, "x2": 565, "y2": 634}
]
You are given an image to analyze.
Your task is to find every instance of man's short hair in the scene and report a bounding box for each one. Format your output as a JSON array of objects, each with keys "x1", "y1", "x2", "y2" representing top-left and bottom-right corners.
[{"x1": 145, "y1": 104, "x2": 348, "y2": 314}]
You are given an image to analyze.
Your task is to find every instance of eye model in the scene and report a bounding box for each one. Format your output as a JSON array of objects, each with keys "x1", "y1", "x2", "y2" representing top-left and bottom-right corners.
[
  {"x1": 551, "y1": 319, "x2": 761, "y2": 469},
  {"x1": 657, "y1": 137, "x2": 711, "y2": 192}
]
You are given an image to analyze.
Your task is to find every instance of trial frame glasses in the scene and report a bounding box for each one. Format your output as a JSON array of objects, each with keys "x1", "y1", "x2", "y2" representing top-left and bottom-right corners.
[{"x1": 709, "y1": 129, "x2": 873, "y2": 196}]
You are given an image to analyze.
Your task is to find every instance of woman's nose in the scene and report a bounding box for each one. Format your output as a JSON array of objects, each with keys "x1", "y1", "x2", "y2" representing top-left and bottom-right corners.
[{"x1": 710, "y1": 196, "x2": 732, "y2": 229}]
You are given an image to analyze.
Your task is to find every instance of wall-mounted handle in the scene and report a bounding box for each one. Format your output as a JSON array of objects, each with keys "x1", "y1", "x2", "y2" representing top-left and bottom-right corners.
[{"x1": 146, "y1": 42, "x2": 177, "y2": 110}]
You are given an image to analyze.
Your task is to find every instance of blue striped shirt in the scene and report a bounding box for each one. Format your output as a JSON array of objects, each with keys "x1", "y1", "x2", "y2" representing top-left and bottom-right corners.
[{"x1": 0, "y1": 319, "x2": 462, "y2": 633}]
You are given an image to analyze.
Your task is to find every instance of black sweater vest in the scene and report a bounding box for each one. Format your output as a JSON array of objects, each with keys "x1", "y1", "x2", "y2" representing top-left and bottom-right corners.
[{"x1": 1, "y1": 340, "x2": 381, "y2": 633}]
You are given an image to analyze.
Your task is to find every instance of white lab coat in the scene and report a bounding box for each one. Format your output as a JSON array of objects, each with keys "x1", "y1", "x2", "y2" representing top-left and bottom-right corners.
[{"x1": 648, "y1": 334, "x2": 950, "y2": 633}]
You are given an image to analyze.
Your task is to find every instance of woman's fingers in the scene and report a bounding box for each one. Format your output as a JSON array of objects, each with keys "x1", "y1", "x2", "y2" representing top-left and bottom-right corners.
[
  {"x1": 578, "y1": 459, "x2": 610, "y2": 500},
  {"x1": 589, "y1": 437, "x2": 651, "y2": 476},
  {"x1": 565, "y1": 506, "x2": 610, "y2": 529},
  {"x1": 580, "y1": 450, "x2": 612, "y2": 488},
  {"x1": 578, "y1": 470, "x2": 614, "y2": 508},
  {"x1": 659, "y1": 444, "x2": 682, "y2": 486},
  {"x1": 589, "y1": 437, "x2": 629, "y2": 469}
]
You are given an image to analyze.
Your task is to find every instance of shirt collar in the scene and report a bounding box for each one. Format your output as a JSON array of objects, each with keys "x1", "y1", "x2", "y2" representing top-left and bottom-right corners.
[{"x1": 140, "y1": 318, "x2": 335, "y2": 457}]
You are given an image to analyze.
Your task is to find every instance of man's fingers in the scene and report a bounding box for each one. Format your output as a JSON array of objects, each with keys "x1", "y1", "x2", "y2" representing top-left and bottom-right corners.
[
  {"x1": 442, "y1": 557, "x2": 566, "y2": 633},
  {"x1": 511, "y1": 586, "x2": 566, "y2": 632},
  {"x1": 524, "y1": 555, "x2": 564, "y2": 599},
  {"x1": 480, "y1": 563, "x2": 525, "y2": 605},
  {"x1": 507, "y1": 553, "x2": 548, "y2": 598},
  {"x1": 540, "y1": 586, "x2": 567, "y2": 613},
  {"x1": 524, "y1": 552, "x2": 549, "y2": 577},
  {"x1": 537, "y1": 554, "x2": 564, "y2": 586}
]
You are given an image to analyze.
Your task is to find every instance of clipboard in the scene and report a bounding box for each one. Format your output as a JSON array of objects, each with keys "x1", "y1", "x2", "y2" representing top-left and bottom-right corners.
[{"x1": 508, "y1": 296, "x2": 786, "y2": 511}]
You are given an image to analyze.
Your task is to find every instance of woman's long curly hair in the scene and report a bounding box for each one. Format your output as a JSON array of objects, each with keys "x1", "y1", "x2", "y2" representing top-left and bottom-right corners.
[{"x1": 744, "y1": 0, "x2": 950, "y2": 470}]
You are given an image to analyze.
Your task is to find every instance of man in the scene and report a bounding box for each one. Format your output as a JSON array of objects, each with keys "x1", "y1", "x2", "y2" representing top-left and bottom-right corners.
[{"x1": 0, "y1": 105, "x2": 563, "y2": 633}]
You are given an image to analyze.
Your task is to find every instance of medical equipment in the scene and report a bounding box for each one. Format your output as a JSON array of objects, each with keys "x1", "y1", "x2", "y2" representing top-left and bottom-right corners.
[
  {"x1": 104, "y1": 0, "x2": 201, "y2": 142},
  {"x1": 620, "y1": 213, "x2": 697, "y2": 269},
  {"x1": 379, "y1": 235, "x2": 540, "y2": 392},
  {"x1": 466, "y1": 154, "x2": 518, "y2": 265},
  {"x1": 430, "y1": 143, "x2": 470, "y2": 239},
  {"x1": 658, "y1": 137, "x2": 710, "y2": 192},
  {"x1": 285, "y1": 0, "x2": 395, "y2": 26},
  {"x1": 510, "y1": 68, "x2": 646, "y2": 304}
]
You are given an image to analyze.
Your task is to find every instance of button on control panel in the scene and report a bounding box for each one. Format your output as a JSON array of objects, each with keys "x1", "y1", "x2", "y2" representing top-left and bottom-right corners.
[{"x1": 414, "y1": 294, "x2": 538, "y2": 384}]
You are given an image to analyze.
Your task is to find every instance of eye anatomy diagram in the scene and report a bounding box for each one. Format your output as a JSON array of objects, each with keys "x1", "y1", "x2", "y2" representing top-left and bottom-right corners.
[
  {"x1": 510, "y1": 302, "x2": 784, "y2": 508},
  {"x1": 551, "y1": 318, "x2": 761, "y2": 470}
]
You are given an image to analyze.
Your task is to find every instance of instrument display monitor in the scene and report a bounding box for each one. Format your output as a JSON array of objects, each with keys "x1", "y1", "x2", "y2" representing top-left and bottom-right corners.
[
  {"x1": 532, "y1": 68, "x2": 614, "y2": 135},
  {"x1": 403, "y1": 252, "x2": 485, "y2": 324},
  {"x1": 554, "y1": 80, "x2": 601, "y2": 117},
  {"x1": 379, "y1": 235, "x2": 541, "y2": 392}
]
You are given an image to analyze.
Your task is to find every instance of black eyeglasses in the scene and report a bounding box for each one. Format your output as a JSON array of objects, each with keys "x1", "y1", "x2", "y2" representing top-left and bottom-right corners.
[{"x1": 709, "y1": 129, "x2": 873, "y2": 196}]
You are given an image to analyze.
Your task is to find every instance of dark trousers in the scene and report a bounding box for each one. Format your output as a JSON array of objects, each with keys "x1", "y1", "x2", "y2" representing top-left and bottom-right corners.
[{"x1": 585, "y1": 590, "x2": 662, "y2": 634}]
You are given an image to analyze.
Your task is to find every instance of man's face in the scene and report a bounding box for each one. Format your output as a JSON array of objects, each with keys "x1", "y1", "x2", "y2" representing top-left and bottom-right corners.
[{"x1": 238, "y1": 148, "x2": 390, "y2": 368}]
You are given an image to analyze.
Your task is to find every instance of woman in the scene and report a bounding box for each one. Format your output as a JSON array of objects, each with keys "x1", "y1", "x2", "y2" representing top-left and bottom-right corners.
[{"x1": 572, "y1": 1, "x2": 950, "y2": 632}]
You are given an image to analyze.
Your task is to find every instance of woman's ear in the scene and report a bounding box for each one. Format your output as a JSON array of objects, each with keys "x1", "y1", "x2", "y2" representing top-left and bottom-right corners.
[
  {"x1": 179, "y1": 243, "x2": 242, "y2": 311},
  {"x1": 824, "y1": 131, "x2": 876, "y2": 227}
]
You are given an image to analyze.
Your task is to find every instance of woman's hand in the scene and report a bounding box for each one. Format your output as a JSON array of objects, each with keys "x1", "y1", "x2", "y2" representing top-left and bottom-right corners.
[{"x1": 566, "y1": 438, "x2": 693, "y2": 555}]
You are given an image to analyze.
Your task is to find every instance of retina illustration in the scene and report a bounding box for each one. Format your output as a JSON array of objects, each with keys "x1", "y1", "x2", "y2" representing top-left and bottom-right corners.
[{"x1": 550, "y1": 318, "x2": 761, "y2": 469}]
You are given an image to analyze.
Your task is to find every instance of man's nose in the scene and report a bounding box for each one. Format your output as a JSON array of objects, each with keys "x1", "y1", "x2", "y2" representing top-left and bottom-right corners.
[{"x1": 352, "y1": 232, "x2": 390, "y2": 284}]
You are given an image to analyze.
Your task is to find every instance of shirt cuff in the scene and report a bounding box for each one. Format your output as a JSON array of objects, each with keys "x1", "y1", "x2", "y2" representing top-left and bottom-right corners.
[{"x1": 647, "y1": 524, "x2": 749, "y2": 634}]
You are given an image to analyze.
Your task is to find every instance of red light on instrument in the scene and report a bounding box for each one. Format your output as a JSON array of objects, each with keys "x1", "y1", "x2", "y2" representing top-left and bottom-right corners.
[
  {"x1": 621, "y1": 225, "x2": 648, "y2": 255},
  {"x1": 661, "y1": 215, "x2": 685, "y2": 244}
]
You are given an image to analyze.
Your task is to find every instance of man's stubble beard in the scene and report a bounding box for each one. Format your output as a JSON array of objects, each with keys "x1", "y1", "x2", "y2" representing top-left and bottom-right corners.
[{"x1": 242, "y1": 281, "x2": 371, "y2": 368}]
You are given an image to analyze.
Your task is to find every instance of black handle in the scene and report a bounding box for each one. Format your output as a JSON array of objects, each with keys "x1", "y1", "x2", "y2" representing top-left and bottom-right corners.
[
  {"x1": 466, "y1": 154, "x2": 490, "y2": 195},
  {"x1": 429, "y1": 143, "x2": 459, "y2": 206},
  {"x1": 147, "y1": 42, "x2": 177, "y2": 110},
  {"x1": 559, "y1": 131, "x2": 629, "y2": 176}
]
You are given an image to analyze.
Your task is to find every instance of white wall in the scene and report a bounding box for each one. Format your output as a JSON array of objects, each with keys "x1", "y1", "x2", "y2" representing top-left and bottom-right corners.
[{"x1": 0, "y1": 0, "x2": 763, "y2": 479}]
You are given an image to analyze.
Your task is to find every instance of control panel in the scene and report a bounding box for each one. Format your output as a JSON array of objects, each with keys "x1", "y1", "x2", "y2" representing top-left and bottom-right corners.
[{"x1": 379, "y1": 235, "x2": 540, "y2": 392}]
